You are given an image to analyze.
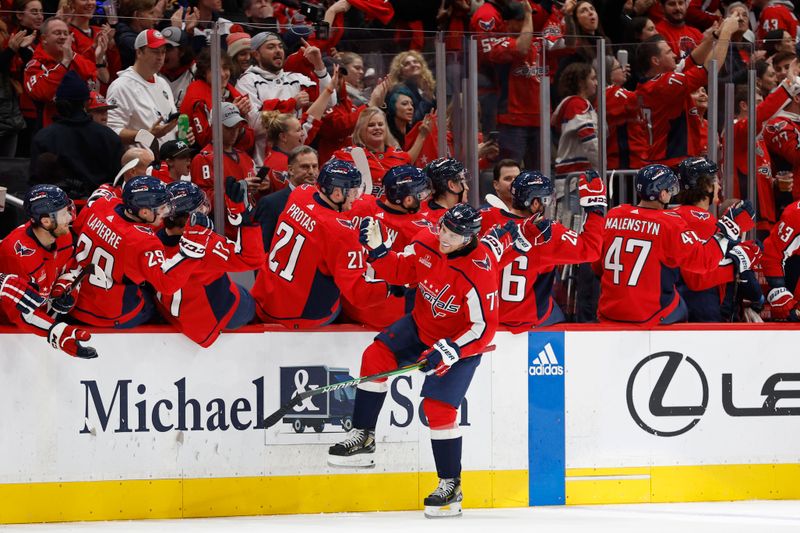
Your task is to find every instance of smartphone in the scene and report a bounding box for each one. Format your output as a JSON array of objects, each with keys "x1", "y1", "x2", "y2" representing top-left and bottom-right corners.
[
  {"x1": 617, "y1": 49, "x2": 628, "y2": 73},
  {"x1": 257, "y1": 166, "x2": 270, "y2": 180},
  {"x1": 486, "y1": 130, "x2": 499, "y2": 144},
  {"x1": 316, "y1": 21, "x2": 330, "y2": 41},
  {"x1": 338, "y1": 65, "x2": 349, "y2": 77},
  {"x1": 300, "y1": 1, "x2": 324, "y2": 22},
  {"x1": 163, "y1": 111, "x2": 180, "y2": 124}
]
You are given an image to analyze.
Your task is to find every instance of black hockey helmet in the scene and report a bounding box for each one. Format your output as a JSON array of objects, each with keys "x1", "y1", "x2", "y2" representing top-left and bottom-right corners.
[
  {"x1": 167, "y1": 181, "x2": 208, "y2": 215},
  {"x1": 440, "y1": 203, "x2": 482, "y2": 239},
  {"x1": 424, "y1": 158, "x2": 467, "y2": 197},
  {"x1": 317, "y1": 159, "x2": 362, "y2": 197},
  {"x1": 24, "y1": 184, "x2": 74, "y2": 224},
  {"x1": 384, "y1": 165, "x2": 431, "y2": 206},
  {"x1": 510, "y1": 170, "x2": 554, "y2": 210},
  {"x1": 635, "y1": 164, "x2": 679, "y2": 202},
  {"x1": 122, "y1": 176, "x2": 173, "y2": 214},
  {"x1": 677, "y1": 156, "x2": 718, "y2": 191}
]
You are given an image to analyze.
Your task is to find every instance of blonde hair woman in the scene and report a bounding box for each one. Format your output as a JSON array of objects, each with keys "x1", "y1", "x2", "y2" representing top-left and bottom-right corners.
[
  {"x1": 260, "y1": 111, "x2": 306, "y2": 192},
  {"x1": 386, "y1": 50, "x2": 436, "y2": 125}
]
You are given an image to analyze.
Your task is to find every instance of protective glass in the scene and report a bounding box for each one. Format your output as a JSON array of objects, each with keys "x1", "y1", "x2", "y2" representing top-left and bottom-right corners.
[
  {"x1": 344, "y1": 185, "x2": 364, "y2": 201},
  {"x1": 194, "y1": 192, "x2": 211, "y2": 215},
  {"x1": 52, "y1": 201, "x2": 76, "y2": 226},
  {"x1": 154, "y1": 202, "x2": 175, "y2": 219}
]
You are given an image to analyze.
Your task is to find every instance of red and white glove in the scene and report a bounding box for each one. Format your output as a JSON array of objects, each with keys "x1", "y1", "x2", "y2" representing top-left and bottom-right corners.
[
  {"x1": 48, "y1": 322, "x2": 98, "y2": 359},
  {"x1": 0, "y1": 273, "x2": 45, "y2": 314},
  {"x1": 49, "y1": 271, "x2": 79, "y2": 314},
  {"x1": 419, "y1": 338, "x2": 461, "y2": 377},
  {"x1": 722, "y1": 199, "x2": 755, "y2": 234},
  {"x1": 179, "y1": 213, "x2": 214, "y2": 259},
  {"x1": 578, "y1": 170, "x2": 607, "y2": 213},
  {"x1": 224, "y1": 176, "x2": 253, "y2": 226},
  {"x1": 521, "y1": 214, "x2": 552, "y2": 246},
  {"x1": 767, "y1": 287, "x2": 800, "y2": 321},
  {"x1": 725, "y1": 240, "x2": 762, "y2": 274}
]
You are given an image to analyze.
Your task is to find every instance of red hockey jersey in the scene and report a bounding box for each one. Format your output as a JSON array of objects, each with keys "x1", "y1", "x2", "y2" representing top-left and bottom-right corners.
[
  {"x1": 762, "y1": 200, "x2": 800, "y2": 283},
  {"x1": 764, "y1": 110, "x2": 800, "y2": 201},
  {"x1": 757, "y1": 2, "x2": 799, "y2": 41},
  {"x1": 250, "y1": 184, "x2": 391, "y2": 329},
  {"x1": 0, "y1": 223, "x2": 73, "y2": 300}
]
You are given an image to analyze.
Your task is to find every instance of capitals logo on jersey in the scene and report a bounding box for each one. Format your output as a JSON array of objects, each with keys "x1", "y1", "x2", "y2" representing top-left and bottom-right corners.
[
  {"x1": 419, "y1": 282, "x2": 461, "y2": 318},
  {"x1": 336, "y1": 218, "x2": 356, "y2": 230},
  {"x1": 14, "y1": 240, "x2": 36, "y2": 257},
  {"x1": 472, "y1": 253, "x2": 492, "y2": 272},
  {"x1": 690, "y1": 210, "x2": 710, "y2": 221},
  {"x1": 478, "y1": 18, "x2": 496, "y2": 31}
]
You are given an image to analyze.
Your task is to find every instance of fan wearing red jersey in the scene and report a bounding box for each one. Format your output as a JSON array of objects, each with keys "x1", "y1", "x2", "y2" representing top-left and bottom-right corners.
[
  {"x1": 481, "y1": 170, "x2": 605, "y2": 330},
  {"x1": 634, "y1": 16, "x2": 739, "y2": 166},
  {"x1": 761, "y1": 199, "x2": 800, "y2": 320},
  {"x1": 328, "y1": 204, "x2": 522, "y2": 519},
  {"x1": 757, "y1": 0, "x2": 799, "y2": 41},
  {"x1": 0, "y1": 272, "x2": 97, "y2": 358},
  {"x1": 420, "y1": 158, "x2": 471, "y2": 225},
  {"x1": 673, "y1": 158, "x2": 763, "y2": 321},
  {"x1": 0, "y1": 185, "x2": 76, "y2": 316},
  {"x1": 155, "y1": 181, "x2": 265, "y2": 347},
  {"x1": 342, "y1": 165, "x2": 434, "y2": 328},
  {"x1": 655, "y1": 0, "x2": 703, "y2": 56},
  {"x1": 72, "y1": 176, "x2": 212, "y2": 328},
  {"x1": 251, "y1": 159, "x2": 393, "y2": 329},
  {"x1": 598, "y1": 164, "x2": 744, "y2": 325}
]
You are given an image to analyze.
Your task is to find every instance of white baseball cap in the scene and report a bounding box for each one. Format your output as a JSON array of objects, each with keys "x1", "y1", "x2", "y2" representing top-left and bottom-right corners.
[{"x1": 219, "y1": 102, "x2": 245, "y2": 127}]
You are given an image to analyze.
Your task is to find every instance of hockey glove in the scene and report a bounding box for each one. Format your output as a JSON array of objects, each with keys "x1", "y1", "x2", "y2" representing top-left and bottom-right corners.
[
  {"x1": 725, "y1": 240, "x2": 762, "y2": 275},
  {"x1": 359, "y1": 217, "x2": 389, "y2": 260},
  {"x1": 179, "y1": 224, "x2": 213, "y2": 259},
  {"x1": 419, "y1": 338, "x2": 461, "y2": 377},
  {"x1": 48, "y1": 322, "x2": 98, "y2": 359},
  {"x1": 767, "y1": 287, "x2": 800, "y2": 321},
  {"x1": 737, "y1": 269, "x2": 765, "y2": 312},
  {"x1": 722, "y1": 200, "x2": 755, "y2": 234},
  {"x1": 49, "y1": 271, "x2": 79, "y2": 314},
  {"x1": 578, "y1": 170, "x2": 607, "y2": 214},
  {"x1": 189, "y1": 211, "x2": 214, "y2": 231},
  {"x1": 0, "y1": 273, "x2": 45, "y2": 315},
  {"x1": 225, "y1": 176, "x2": 254, "y2": 226},
  {"x1": 521, "y1": 214, "x2": 552, "y2": 246}
]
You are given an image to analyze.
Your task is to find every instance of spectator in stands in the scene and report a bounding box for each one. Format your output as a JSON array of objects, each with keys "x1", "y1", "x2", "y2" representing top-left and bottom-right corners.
[
  {"x1": 559, "y1": 0, "x2": 609, "y2": 74},
  {"x1": 119, "y1": 145, "x2": 154, "y2": 184},
  {"x1": 772, "y1": 51, "x2": 796, "y2": 85},
  {"x1": 261, "y1": 112, "x2": 305, "y2": 192},
  {"x1": 0, "y1": 22, "x2": 33, "y2": 157},
  {"x1": 687, "y1": 87, "x2": 709, "y2": 156},
  {"x1": 762, "y1": 29, "x2": 794, "y2": 57},
  {"x1": 106, "y1": 29, "x2": 179, "y2": 150},
  {"x1": 86, "y1": 90, "x2": 116, "y2": 126},
  {"x1": 384, "y1": 86, "x2": 433, "y2": 164},
  {"x1": 756, "y1": 0, "x2": 798, "y2": 43},
  {"x1": 235, "y1": 31, "x2": 333, "y2": 164},
  {"x1": 11, "y1": 0, "x2": 44, "y2": 34},
  {"x1": 719, "y1": 3, "x2": 754, "y2": 84},
  {"x1": 241, "y1": 0, "x2": 274, "y2": 36},
  {"x1": 254, "y1": 145, "x2": 319, "y2": 250},
  {"x1": 756, "y1": 59, "x2": 778, "y2": 97},
  {"x1": 655, "y1": 0, "x2": 703, "y2": 56},
  {"x1": 333, "y1": 106, "x2": 412, "y2": 197},
  {"x1": 24, "y1": 17, "x2": 98, "y2": 129},
  {"x1": 181, "y1": 48, "x2": 253, "y2": 153},
  {"x1": 764, "y1": 78, "x2": 800, "y2": 209},
  {"x1": 386, "y1": 50, "x2": 435, "y2": 125},
  {"x1": 226, "y1": 32, "x2": 252, "y2": 83},
  {"x1": 29, "y1": 71, "x2": 123, "y2": 199},
  {"x1": 626, "y1": 16, "x2": 659, "y2": 42},
  {"x1": 151, "y1": 140, "x2": 192, "y2": 183},
  {"x1": 115, "y1": 0, "x2": 161, "y2": 69},
  {"x1": 605, "y1": 55, "x2": 640, "y2": 170},
  {"x1": 8, "y1": 0, "x2": 42, "y2": 156},
  {"x1": 158, "y1": 26, "x2": 194, "y2": 108},
  {"x1": 191, "y1": 0, "x2": 243, "y2": 49},
  {"x1": 339, "y1": 51, "x2": 368, "y2": 106},
  {"x1": 64, "y1": 0, "x2": 116, "y2": 86}
]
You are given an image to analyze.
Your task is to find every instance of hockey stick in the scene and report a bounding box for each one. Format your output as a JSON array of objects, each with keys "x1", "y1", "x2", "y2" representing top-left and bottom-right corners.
[
  {"x1": 112, "y1": 158, "x2": 140, "y2": 187},
  {"x1": 484, "y1": 193, "x2": 507, "y2": 210},
  {"x1": 350, "y1": 147, "x2": 374, "y2": 196},
  {"x1": 262, "y1": 344, "x2": 497, "y2": 429}
]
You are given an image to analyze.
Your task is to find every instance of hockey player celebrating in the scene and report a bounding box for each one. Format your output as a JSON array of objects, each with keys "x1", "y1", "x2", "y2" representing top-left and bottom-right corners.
[
  {"x1": 480, "y1": 170, "x2": 605, "y2": 329},
  {"x1": 421, "y1": 158, "x2": 470, "y2": 222},
  {"x1": 0, "y1": 272, "x2": 97, "y2": 359},
  {"x1": 72, "y1": 176, "x2": 213, "y2": 328},
  {"x1": 327, "y1": 204, "x2": 534, "y2": 518},
  {"x1": 342, "y1": 164, "x2": 433, "y2": 328},
  {"x1": 598, "y1": 164, "x2": 746, "y2": 324},
  {"x1": 155, "y1": 180, "x2": 265, "y2": 347},
  {"x1": 251, "y1": 159, "x2": 395, "y2": 329}
]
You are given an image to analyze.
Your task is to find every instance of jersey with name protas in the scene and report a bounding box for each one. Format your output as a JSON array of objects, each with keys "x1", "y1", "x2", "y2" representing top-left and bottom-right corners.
[
  {"x1": 480, "y1": 207, "x2": 603, "y2": 330},
  {"x1": 250, "y1": 185, "x2": 391, "y2": 329},
  {"x1": 0, "y1": 223, "x2": 73, "y2": 300},
  {"x1": 598, "y1": 204, "x2": 724, "y2": 325},
  {"x1": 342, "y1": 195, "x2": 436, "y2": 328},
  {"x1": 369, "y1": 227, "x2": 500, "y2": 354},
  {"x1": 156, "y1": 224, "x2": 265, "y2": 347},
  {"x1": 72, "y1": 204, "x2": 201, "y2": 326}
]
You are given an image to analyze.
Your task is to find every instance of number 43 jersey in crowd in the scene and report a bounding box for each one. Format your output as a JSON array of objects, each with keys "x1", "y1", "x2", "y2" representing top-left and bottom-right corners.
[
  {"x1": 251, "y1": 185, "x2": 392, "y2": 329},
  {"x1": 598, "y1": 204, "x2": 724, "y2": 325}
]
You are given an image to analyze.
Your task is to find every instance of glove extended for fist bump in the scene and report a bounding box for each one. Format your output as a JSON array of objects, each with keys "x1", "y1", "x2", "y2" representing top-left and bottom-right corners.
[
  {"x1": 521, "y1": 214, "x2": 552, "y2": 246},
  {"x1": 179, "y1": 212, "x2": 214, "y2": 259},
  {"x1": 486, "y1": 220, "x2": 532, "y2": 254},
  {"x1": 723, "y1": 200, "x2": 755, "y2": 233},
  {"x1": 419, "y1": 338, "x2": 461, "y2": 377},
  {"x1": 225, "y1": 176, "x2": 254, "y2": 226},
  {"x1": 359, "y1": 217, "x2": 389, "y2": 260},
  {"x1": 725, "y1": 240, "x2": 762, "y2": 274},
  {"x1": 48, "y1": 322, "x2": 98, "y2": 359},
  {"x1": 767, "y1": 287, "x2": 800, "y2": 321},
  {"x1": 49, "y1": 272, "x2": 78, "y2": 314},
  {"x1": 0, "y1": 273, "x2": 45, "y2": 314},
  {"x1": 578, "y1": 171, "x2": 607, "y2": 214}
]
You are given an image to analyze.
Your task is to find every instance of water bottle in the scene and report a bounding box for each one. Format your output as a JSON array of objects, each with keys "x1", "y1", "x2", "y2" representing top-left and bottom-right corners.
[{"x1": 177, "y1": 114, "x2": 190, "y2": 142}]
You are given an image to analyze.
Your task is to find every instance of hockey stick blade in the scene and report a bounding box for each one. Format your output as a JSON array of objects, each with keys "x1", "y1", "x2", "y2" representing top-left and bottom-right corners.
[
  {"x1": 261, "y1": 345, "x2": 496, "y2": 429},
  {"x1": 485, "y1": 194, "x2": 507, "y2": 210}
]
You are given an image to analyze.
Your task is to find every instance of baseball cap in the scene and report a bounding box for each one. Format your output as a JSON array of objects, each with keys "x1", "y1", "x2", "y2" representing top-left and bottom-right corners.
[
  {"x1": 88, "y1": 91, "x2": 118, "y2": 112},
  {"x1": 219, "y1": 102, "x2": 246, "y2": 127},
  {"x1": 159, "y1": 140, "x2": 192, "y2": 160},
  {"x1": 160, "y1": 26, "x2": 185, "y2": 47},
  {"x1": 251, "y1": 31, "x2": 282, "y2": 51},
  {"x1": 134, "y1": 29, "x2": 169, "y2": 50}
]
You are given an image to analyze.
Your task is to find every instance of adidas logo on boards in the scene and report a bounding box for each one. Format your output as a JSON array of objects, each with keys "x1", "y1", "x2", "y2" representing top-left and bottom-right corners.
[{"x1": 529, "y1": 343, "x2": 564, "y2": 376}]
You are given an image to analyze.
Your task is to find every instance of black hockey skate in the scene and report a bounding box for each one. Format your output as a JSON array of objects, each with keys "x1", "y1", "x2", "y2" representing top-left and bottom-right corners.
[
  {"x1": 423, "y1": 477, "x2": 463, "y2": 518},
  {"x1": 327, "y1": 428, "x2": 376, "y2": 468}
]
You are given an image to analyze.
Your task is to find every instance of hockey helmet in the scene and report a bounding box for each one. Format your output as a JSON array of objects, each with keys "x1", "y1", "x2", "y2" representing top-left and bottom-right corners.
[
  {"x1": 318, "y1": 159, "x2": 362, "y2": 198},
  {"x1": 384, "y1": 165, "x2": 431, "y2": 206},
  {"x1": 510, "y1": 170, "x2": 554, "y2": 210},
  {"x1": 122, "y1": 176, "x2": 173, "y2": 216},
  {"x1": 167, "y1": 181, "x2": 208, "y2": 216},
  {"x1": 677, "y1": 157, "x2": 718, "y2": 190},
  {"x1": 24, "y1": 184, "x2": 75, "y2": 225},
  {"x1": 440, "y1": 203, "x2": 482, "y2": 239},
  {"x1": 424, "y1": 158, "x2": 467, "y2": 196},
  {"x1": 635, "y1": 164, "x2": 680, "y2": 202}
]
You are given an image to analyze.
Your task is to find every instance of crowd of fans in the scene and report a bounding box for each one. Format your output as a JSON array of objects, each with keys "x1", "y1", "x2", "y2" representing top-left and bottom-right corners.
[{"x1": 3, "y1": 0, "x2": 800, "y2": 356}]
